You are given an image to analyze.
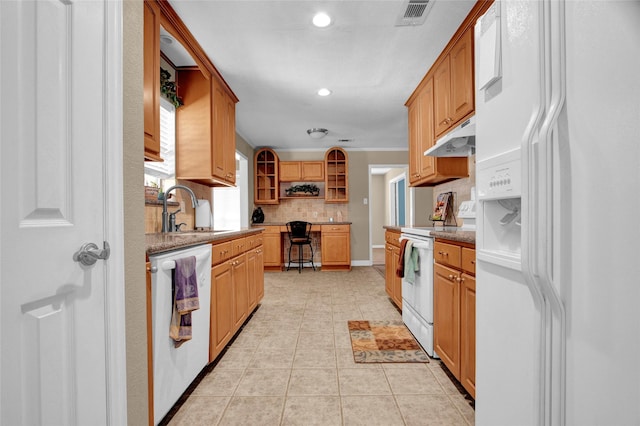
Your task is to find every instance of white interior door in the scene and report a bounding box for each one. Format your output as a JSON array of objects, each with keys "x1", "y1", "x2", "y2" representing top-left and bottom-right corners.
[{"x1": 0, "y1": 1, "x2": 126, "y2": 424}]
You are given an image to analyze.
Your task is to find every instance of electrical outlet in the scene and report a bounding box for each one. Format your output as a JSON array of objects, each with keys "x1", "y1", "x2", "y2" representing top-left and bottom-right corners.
[
  {"x1": 313, "y1": 211, "x2": 318, "y2": 218},
  {"x1": 363, "y1": 198, "x2": 368, "y2": 205}
]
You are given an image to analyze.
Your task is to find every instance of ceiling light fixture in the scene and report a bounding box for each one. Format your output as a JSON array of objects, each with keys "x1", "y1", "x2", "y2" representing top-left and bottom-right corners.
[
  {"x1": 160, "y1": 35, "x2": 173, "y2": 45},
  {"x1": 317, "y1": 88, "x2": 332, "y2": 97},
  {"x1": 307, "y1": 128, "x2": 328, "y2": 139},
  {"x1": 312, "y1": 12, "x2": 331, "y2": 28}
]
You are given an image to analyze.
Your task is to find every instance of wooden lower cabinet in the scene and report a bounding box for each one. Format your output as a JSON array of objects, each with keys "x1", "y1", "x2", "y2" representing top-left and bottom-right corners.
[
  {"x1": 247, "y1": 247, "x2": 257, "y2": 310},
  {"x1": 246, "y1": 245, "x2": 264, "y2": 312},
  {"x1": 433, "y1": 240, "x2": 476, "y2": 398},
  {"x1": 384, "y1": 230, "x2": 402, "y2": 309},
  {"x1": 321, "y1": 224, "x2": 351, "y2": 270},
  {"x1": 262, "y1": 226, "x2": 282, "y2": 271},
  {"x1": 460, "y1": 272, "x2": 476, "y2": 398},
  {"x1": 434, "y1": 262, "x2": 461, "y2": 375},
  {"x1": 232, "y1": 254, "x2": 248, "y2": 330},
  {"x1": 210, "y1": 233, "x2": 264, "y2": 362},
  {"x1": 256, "y1": 248, "x2": 265, "y2": 300},
  {"x1": 385, "y1": 244, "x2": 394, "y2": 298},
  {"x1": 210, "y1": 260, "x2": 234, "y2": 361}
]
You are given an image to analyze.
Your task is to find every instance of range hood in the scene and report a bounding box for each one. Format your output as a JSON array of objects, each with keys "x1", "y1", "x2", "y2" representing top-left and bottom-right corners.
[{"x1": 424, "y1": 115, "x2": 476, "y2": 157}]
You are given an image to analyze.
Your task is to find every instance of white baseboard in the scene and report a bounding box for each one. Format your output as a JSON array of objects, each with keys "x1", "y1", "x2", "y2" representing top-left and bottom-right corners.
[{"x1": 351, "y1": 260, "x2": 373, "y2": 267}]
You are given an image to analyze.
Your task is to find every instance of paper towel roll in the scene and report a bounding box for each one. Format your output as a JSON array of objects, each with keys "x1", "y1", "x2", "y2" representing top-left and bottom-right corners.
[{"x1": 195, "y1": 199, "x2": 212, "y2": 228}]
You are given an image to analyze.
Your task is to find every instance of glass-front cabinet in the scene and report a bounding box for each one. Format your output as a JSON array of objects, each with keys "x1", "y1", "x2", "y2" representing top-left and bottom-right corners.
[
  {"x1": 324, "y1": 147, "x2": 348, "y2": 203},
  {"x1": 254, "y1": 148, "x2": 279, "y2": 204}
]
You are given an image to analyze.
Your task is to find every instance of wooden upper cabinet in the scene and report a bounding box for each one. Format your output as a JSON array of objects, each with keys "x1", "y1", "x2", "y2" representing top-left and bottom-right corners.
[
  {"x1": 404, "y1": 1, "x2": 491, "y2": 187},
  {"x1": 434, "y1": 28, "x2": 474, "y2": 137},
  {"x1": 408, "y1": 78, "x2": 436, "y2": 185},
  {"x1": 324, "y1": 147, "x2": 348, "y2": 203},
  {"x1": 433, "y1": 56, "x2": 453, "y2": 136},
  {"x1": 254, "y1": 148, "x2": 279, "y2": 204},
  {"x1": 212, "y1": 78, "x2": 236, "y2": 185},
  {"x1": 155, "y1": 0, "x2": 238, "y2": 186},
  {"x1": 279, "y1": 161, "x2": 324, "y2": 182},
  {"x1": 408, "y1": 96, "x2": 421, "y2": 184},
  {"x1": 175, "y1": 69, "x2": 212, "y2": 180},
  {"x1": 449, "y1": 29, "x2": 474, "y2": 126},
  {"x1": 143, "y1": 0, "x2": 162, "y2": 162},
  {"x1": 407, "y1": 77, "x2": 468, "y2": 187},
  {"x1": 175, "y1": 70, "x2": 237, "y2": 187},
  {"x1": 279, "y1": 162, "x2": 301, "y2": 182}
]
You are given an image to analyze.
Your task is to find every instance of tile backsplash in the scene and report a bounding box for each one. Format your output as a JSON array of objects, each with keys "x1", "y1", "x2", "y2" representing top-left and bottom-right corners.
[
  {"x1": 256, "y1": 199, "x2": 349, "y2": 223},
  {"x1": 431, "y1": 156, "x2": 476, "y2": 226},
  {"x1": 144, "y1": 179, "x2": 212, "y2": 233}
]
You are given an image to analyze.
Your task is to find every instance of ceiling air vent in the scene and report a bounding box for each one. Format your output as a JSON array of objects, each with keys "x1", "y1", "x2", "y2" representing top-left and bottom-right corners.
[
  {"x1": 395, "y1": 0, "x2": 435, "y2": 27},
  {"x1": 338, "y1": 139, "x2": 354, "y2": 144}
]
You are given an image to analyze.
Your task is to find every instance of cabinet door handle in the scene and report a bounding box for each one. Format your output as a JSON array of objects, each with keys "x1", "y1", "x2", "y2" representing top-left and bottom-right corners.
[{"x1": 448, "y1": 274, "x2": 455, "y2": 281}]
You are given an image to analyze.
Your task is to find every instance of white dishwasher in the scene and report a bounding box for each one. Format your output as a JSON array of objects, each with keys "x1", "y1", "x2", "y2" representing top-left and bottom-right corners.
[{"x1": 149, "y1": 244, "x2": 212, "y2": 424}]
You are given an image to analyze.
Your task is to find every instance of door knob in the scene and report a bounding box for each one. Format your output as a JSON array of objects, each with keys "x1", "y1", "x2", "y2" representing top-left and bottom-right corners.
[{"x1": 73, "y1": 241, "x2": 111, "y2": 266}]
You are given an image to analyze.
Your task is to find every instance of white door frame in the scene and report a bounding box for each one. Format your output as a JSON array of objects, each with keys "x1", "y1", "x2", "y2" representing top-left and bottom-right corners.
[
  {"x1": 104, "y1": 1, "x2": 128, "y2": 422},
  {"x1": 367, "y1": 165, "x2": 410, "y2": 265},
  {"x1": 389, "y1": 172, "x2": 407, "y2": 227}
]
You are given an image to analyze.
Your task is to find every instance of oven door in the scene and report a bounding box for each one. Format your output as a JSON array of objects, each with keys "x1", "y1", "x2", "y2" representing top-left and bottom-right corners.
[
  {"x1": 400, "y1": 235, "x2": 437, "y2": 357},
  {"x1": 400, "y1": 236, "x2": 435, "y2": 323}
]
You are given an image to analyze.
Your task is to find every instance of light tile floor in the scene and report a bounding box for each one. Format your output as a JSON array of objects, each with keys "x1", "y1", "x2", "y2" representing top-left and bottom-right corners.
[{"x1": 165, "y1": 267, "x2": 474, "y2": 426}]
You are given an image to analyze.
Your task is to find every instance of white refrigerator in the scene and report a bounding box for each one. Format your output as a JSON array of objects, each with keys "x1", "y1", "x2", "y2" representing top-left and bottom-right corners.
[{"x1": 473, "y1": 1, "x2": 640, "y2": 425}]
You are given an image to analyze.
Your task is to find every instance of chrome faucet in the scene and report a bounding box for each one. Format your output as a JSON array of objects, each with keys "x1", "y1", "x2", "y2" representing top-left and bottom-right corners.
[{"x1": 162, "y1": 185, "x2": 199, "y2": 233}]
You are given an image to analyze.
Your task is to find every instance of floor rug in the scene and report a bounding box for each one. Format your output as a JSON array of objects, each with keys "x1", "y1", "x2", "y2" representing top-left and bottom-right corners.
[{"x1": 348, "y1": 320, "x2": 430, "y2": 363}]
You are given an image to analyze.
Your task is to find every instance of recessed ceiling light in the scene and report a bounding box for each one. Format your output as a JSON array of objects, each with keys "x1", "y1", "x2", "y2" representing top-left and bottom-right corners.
[
  {"x1": 312, "y1": 12, "x2": 331, "y2": 28},
  {"x1": 317, "y1": 88, "x2": 332, "y2": 97}
]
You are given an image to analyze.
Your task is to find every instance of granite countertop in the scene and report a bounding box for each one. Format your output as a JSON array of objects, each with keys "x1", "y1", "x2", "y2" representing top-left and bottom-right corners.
[
  {"x1": 399, "y1": 225, "x2": 476, "y2": 245},
  {"x1": 383, "y1": 225, "x2": 402, "y2": 232},
  {"x1": 252, "y1": 221, "x2": 352, "y2": 226},
  {"x1": 146, "y1": 228, "x2": 263, "y2": 256},
  {"x1": 429, "y1": 229, "x2": 476, "y2": 245}
]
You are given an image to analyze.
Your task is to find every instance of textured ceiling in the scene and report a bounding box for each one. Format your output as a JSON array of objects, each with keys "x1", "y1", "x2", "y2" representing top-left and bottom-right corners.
[{"x1": 165, "y1": 0, "x2": 475, "y2": 151}]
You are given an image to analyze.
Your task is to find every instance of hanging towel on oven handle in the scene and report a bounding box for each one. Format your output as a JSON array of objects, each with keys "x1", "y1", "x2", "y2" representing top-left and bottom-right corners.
[
  {"x1": 404, "y1": 241, "x2": 420, "y2": 284},
  {"x1": 169, "y1": 256, "x2": 199, "y2": 348},
  {"x1": 396, "y1": 239, "x2": 409, "y2": 278}
]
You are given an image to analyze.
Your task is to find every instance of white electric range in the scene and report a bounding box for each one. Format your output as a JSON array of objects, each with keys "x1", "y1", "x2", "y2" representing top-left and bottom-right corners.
[{"x1": 399, "y1": 199, "x2": 476, "y2": 358}]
